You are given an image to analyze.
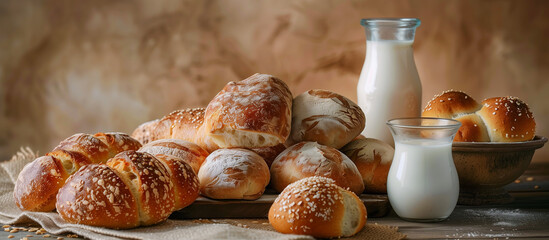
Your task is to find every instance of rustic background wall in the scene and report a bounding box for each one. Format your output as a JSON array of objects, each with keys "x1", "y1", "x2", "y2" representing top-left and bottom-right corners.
[{"x1": 1, "y1": 0, "x2": 548, "y2": 163}]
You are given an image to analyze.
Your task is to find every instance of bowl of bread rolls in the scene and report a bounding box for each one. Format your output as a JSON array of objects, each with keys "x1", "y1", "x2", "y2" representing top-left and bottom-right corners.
[{"x1": 423, "y1": 90, "x2": 547, "y2": 205}]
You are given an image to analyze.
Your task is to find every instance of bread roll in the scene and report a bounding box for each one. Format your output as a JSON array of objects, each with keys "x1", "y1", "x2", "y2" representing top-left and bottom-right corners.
[
  {"x1": 287, "y1": 89, "x2": 365, "y2": 149},
  {"x1": 14, "y1": 133, "x2": 141, "y2": 212},
  {"x1": 422, "y1": 90, "x2": 481, "y2": 119},
  {"x1": 138, "y1": 139, "x2": 209, "y2": 174},
  {"x1": 57, "y1": 150, "x2": 200, "y2": 229},
  {"x1": 269, "y1": 176, "x2": 367, "y2": 238},
  {"x1": 203, "y1": 73, "x2": 293, "y2": 149},
  {"x1": 423, "y1": 90, "x2": 536, "y2": 142},
  {"x1": 197, "y1": 148, "x2": 270, "y2": 200},
  {"x1": 340, "y1": 138, "x2": 394, "y2": 193},
  {"x1": 477, "y1": 96, "x2": 536, "y2": 142},
  {"x1": 453, "y1": 113, "x2": 490, "y2": 142},
  {"x1": 270, "y1": 142, "x2": 364, "y2": 195}
]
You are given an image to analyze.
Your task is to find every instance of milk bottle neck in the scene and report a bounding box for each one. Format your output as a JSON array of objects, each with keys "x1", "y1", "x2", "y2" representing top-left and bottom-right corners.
[{"x1": 361, "y1": 18, "x2": 420, "y2": 42}]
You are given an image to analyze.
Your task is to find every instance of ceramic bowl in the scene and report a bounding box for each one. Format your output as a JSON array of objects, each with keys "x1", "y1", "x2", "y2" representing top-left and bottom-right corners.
[{"x1": 452, "y1": 135, "x2": 547, "y2": 205}]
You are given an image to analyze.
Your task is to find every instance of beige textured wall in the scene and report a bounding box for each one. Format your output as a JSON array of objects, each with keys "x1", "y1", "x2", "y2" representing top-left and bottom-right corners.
[{"x1": 1, "y1": 0, "x2": 548, "y2": 163}]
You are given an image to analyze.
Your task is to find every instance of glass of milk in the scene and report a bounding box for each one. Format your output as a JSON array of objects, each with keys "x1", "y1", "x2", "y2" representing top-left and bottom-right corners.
[
  {"x1": 358, "y1": 18, "x2": 422, "y2": 147},
  {"x1": 386, "y1": 117, "x2": 461, "y2": 222}
]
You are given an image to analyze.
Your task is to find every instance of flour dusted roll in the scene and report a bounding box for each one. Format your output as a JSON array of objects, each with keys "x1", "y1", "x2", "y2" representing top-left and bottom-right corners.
[
  {"x1": 477, "y1": 96, "x2": 536, "y2": 142},
  {"x1": 203, "y1": 73, "x2": 293, "y2": 149},
  {"x1": 287, "y1": 89, "x2": 365, "y2": 149},
  {"x1": 14, "y1": 132, "x2": 141, "y2": 212},
  {"x1": 269, "y1": 176, "x2": 367, "y2": 238},
  {"x1": 197, "y1": 148, "x2": 270, "y2": 200},
  {"x1": 340, "y1": 138, "x2": 394, "y2": 193},
  {"x1": 138, "y1": 139, "x2": 209, "y2": 174},
  {"x1": 270, "y1": 142, "x2": 364, "y2": 195}
]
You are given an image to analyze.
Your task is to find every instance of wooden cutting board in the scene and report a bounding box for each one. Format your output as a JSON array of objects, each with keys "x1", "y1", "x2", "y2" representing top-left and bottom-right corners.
[{"x1": 171, "y1": 193, "x2": 390, "y2": 219}]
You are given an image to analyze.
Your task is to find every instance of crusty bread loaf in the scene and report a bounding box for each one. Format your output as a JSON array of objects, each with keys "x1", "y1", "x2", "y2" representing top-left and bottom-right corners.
[
  {"x1": 423, "y1": 90, "x2": 536, "y2": 142},
  {"x1": 269, "y1": 176, "x2": 367, "y2": 238},
  {"x1": 287, "y1": 89, "x2": 365, "y2": 149},
  {"x1": 56, "y1": 150, "x2": 199, "y2": 229},
  {"x1": 197, "y1": 148, "x2": 270, "y2": 200},
  {"x1": 203, "y1": 73, "x2": 293, "y2": 149},
  {"x1": 138, "y1": 139, "x2": 209, "y2": 174},
  {"x1": 14, "y1": 132, "x2": 141, "y2": 212},
  {"x1": 340, "y1": 138, "x2": 394, "y2": 193},
  {"x1": 477, "y1": 96, "x2": 536, "y2": 142},
  {"x1": 270, "y1": 142, "x2": 364, "y2": 195}
]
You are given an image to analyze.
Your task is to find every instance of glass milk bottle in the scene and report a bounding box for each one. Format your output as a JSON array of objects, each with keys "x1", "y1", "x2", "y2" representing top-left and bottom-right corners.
[
  {"x1": 386, "y1": 118, "x2": 461, "y2": 222},
  {"x1": 358, "y1": 18, "x2": 422, "y2": 146}
]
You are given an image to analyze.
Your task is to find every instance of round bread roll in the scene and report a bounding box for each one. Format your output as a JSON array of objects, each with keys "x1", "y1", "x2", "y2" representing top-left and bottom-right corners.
[
  {"x1": 422, "y1": 90, "x2": 481, "y2": 119},
  {"x1": 340, "y1": 138, "x2": 394, "y2": 193},
  {"x1": 269, "y1": 176, "x2": 367, "y2": 238},
  {"x1": 287, "y1": 89, "x2": 365, "y2": 149},
  {"x1": 138, "y1": 139, "x2": 209, "y2": 174},
  {"x1": 197, "y1": 148, "x2": 270, "y2": 200},
  {"x1": 270, "y1": 142, "x2": 364, "y2": 195},
  {"x1": 453, "y1": 113, "x2": 490, "y2": 142},
  {"x1": 477, "y1": 96, "x2": 536, "y2": 142}
]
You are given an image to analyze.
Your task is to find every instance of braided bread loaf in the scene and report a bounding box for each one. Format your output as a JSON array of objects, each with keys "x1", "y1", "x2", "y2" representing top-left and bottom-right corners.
[
  {"x1": 56, "y1": 150, "x2": 200, "y2": 229},
  {"x1": 14, "y1": 132, "x2": 142, "y2": 212}
]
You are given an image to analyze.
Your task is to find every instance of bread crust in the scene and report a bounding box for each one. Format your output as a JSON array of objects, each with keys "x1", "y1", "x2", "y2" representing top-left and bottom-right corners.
[
  {"x1": 139, "y1": 139, "x2": 209, "y2": 174},
  {"x1": 198, "y1": 148, "x2": 270, "y2": 200},
  {"x1": 203, "y1": 73, "x2": 293, "y2": 148},
  {"x1": 270, "y1": 142, "x2": 364, "y2": 195},
  {"x1": 268, "y1": 176, "x2": 366, "y2": 238},
  {"x1": 14, "y1": 132, "x2": 142, "y2": 212},
  {"x1": 423, "y1": 90, "x2": 481, "y2": 119},
  {"x1": 340, "y1": 138, "x2": 394, "y2": 193},
  {"x1": 287, "y1": 89, "x2": 365, "y2": 149},
  {"x1": 477, "y1": 97, "x2": 536, "y2": 142}
]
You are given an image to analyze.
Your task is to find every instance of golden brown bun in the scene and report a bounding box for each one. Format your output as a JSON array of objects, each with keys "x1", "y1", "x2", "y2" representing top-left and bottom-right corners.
[
  {"x1": 270, "y1": 142, "x2": 364, "y2": 195},
  {"x1": 138, "y1": 139, "x2": 209, "y2": 174},
  {"x1": 287, "y1": 89, "x2": 365, "y2": 149},
  {"x1": 197, "y1": 148, "x2": 270, "y2": 200},
  {"x1": 56, "y1": 150, "x2": 200, "y2": 229},
  {"x1": 453, "y1": 113, "x2": 491, "y2": 142},
  {"x1": 423, "y1": 90, "x2": 481, "y2": 119},
  {"x1": 56, "y1": 164, "x2": 140, "y2": 229},
  {"x1": 477, "y1": 97, "x2": 536, "y2": 142},
  {"x1": 203, "y1": 73, "x2": 293, "y2": 149},
  {"x1": 247, "y1": 143, "x2": 287, "y2": 167},
  {"x1": 14, "y1": 132, "x2": 141, "y2": 212},
  {"x1": 423, "y1": 90, "x2": 536, "y2": 142},
  {"x1": 340, "y1": 138, "x2": 394, "y2": 193},
  {"x1": 268, "y1": 176, "x2": 367, "y2": 238}
]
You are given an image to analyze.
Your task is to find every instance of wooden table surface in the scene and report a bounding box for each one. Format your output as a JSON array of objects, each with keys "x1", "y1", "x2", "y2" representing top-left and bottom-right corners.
[{"x1": 2, "y1": 164, "x2": 548, "y2": 239}]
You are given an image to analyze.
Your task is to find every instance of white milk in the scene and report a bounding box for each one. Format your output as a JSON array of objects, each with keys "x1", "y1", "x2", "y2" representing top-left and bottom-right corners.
[
  {"x1": 357, "y1": 41, "x2": 422, "y2": 146},
  {"x1": 387, "y1": 140, "x2": 459, "y2": 221}
]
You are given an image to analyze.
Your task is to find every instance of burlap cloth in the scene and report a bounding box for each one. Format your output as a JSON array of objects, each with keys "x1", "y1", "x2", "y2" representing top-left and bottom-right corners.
[{"x1": 0, "y1": 147, "x2": 406, "y2": 240}]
